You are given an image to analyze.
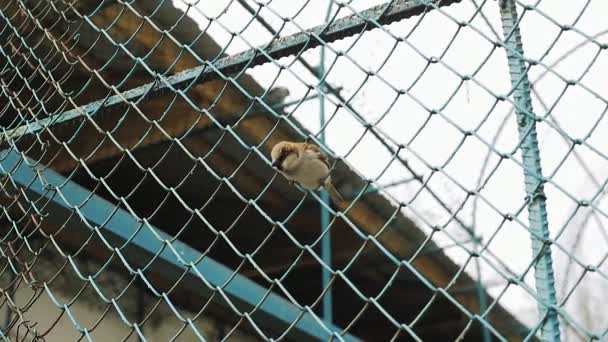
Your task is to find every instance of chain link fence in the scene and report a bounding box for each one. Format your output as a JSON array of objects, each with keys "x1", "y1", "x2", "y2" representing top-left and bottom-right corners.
[{"x1": 0, "y1": 0, "x2": 606, "y2": 341}]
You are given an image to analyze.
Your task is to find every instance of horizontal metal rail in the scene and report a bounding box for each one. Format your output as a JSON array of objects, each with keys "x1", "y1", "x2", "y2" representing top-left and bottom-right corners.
[
  {"x1": 2, "y1": 0, "x2": 461, "y2": 141},
  {"x1": 0, "y1": 149, "x2": 361, "y2": 341}
]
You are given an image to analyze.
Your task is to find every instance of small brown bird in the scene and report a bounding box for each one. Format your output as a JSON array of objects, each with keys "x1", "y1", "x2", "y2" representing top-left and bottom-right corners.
[{"x1": 271, "y1": 141, "x2": 344, "y2": 205}]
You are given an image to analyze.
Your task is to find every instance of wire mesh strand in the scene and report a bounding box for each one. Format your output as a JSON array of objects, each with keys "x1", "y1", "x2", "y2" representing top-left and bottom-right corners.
[{"x1": 0, "y1": 0, "x2": 607, "y2": 341}]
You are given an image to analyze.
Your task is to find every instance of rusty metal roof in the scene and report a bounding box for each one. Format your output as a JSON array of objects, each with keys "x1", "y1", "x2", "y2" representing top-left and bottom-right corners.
[{"x1": 0, "y1": 0, "x2": 532, "y2": 340}]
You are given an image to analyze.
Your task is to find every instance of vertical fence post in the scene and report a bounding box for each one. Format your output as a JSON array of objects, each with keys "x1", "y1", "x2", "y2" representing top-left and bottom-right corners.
[
  {"x1": 319, "y1": 0, "x2": 335, "y2": 325},
  {"x1": 498, "y1": 0, "x2": 561, "y2": 340},
  {"x1": 473, "y1": 239, "x2": 492, "y2": 342}
]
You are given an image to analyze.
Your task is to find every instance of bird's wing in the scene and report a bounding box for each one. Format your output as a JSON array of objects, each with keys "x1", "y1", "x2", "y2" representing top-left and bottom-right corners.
[{"x1": 305, "y1": 143, "x2": 331, "y2": 168}]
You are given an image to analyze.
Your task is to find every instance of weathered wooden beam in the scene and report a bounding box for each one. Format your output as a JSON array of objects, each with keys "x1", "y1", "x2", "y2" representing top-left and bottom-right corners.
[{"x1": 2, "y1": 0, "x2": 462, "y2": 144}]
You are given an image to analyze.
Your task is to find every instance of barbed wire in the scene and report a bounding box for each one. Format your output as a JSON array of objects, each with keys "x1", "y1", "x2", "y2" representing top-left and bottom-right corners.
[{"x1": 0, "y1": 0, "x2": 606, "y2": 341}]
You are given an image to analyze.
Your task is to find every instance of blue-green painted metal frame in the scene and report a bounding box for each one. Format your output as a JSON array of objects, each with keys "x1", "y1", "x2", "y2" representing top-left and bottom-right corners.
[
  {"x1": 0, "y1": 149, "x2": 360, "y2": 342},
  {"x1": 499, "y1": 0, "x2": 561, "y2": 340},
  {"x1": 318, "y1": 0, "x2": 335, "y2": 325},
  {"x1": 1, "y1": 0, "x2": 462, "y2": 144}
]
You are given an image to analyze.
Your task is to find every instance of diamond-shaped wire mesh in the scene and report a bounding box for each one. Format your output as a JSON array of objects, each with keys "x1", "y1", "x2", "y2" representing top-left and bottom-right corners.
[{"x1": 0, "y1": 0, "x2": 606, "y2": 341}]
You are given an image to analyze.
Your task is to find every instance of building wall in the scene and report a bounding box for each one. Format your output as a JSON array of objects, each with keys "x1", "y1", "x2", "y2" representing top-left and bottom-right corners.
[
  {"x1": 0, "y1": 247, "x2": 260, "y2": 341},
  {"x1": 1, "y1": 283, "x2": 261, "y2": 341}
]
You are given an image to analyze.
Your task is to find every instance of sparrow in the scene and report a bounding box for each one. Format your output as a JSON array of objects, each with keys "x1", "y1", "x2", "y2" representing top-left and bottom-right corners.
[{"x1": 270, "y1": 141, "x2": 344, "y2": 205}]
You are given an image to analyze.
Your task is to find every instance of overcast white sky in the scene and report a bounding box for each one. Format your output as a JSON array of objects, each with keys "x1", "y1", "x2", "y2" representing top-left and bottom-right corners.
[{"x1": 174, "y1": 0, "x2": 608, "y2": 339}]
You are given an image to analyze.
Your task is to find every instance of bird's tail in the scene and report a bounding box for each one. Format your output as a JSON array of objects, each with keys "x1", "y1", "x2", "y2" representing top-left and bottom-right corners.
[{"x1": 324, "y1": 180, "x2": 344, "y2": 205}]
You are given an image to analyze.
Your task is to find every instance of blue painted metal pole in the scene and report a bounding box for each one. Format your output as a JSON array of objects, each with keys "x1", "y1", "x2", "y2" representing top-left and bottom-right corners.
[
  {"x1": 1, "y1": 0, "x2": 462, "y2": 143},
  {"x1": 498, "y1": 1, "x2": 561, "y2": 340},
  {"x1": 474, "y1": 253, "x2": 491, "y2": 342},
  {"x1": 0, "y1": 150, "x2": 361, "y2": 342},
  {"x1": 319, "y1": 0, "x2": 334, "y2": 324}
]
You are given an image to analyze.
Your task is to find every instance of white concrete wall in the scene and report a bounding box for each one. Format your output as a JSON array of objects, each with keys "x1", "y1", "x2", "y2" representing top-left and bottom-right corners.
[{"x1": 1, "y1": 284, "x2": 260, "y2": 341}]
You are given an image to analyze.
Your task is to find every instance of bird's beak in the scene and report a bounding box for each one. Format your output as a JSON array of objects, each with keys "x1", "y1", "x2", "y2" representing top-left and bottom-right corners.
[{"x1": 271, "y1": 159, "x2": 279, "y2": 168}]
